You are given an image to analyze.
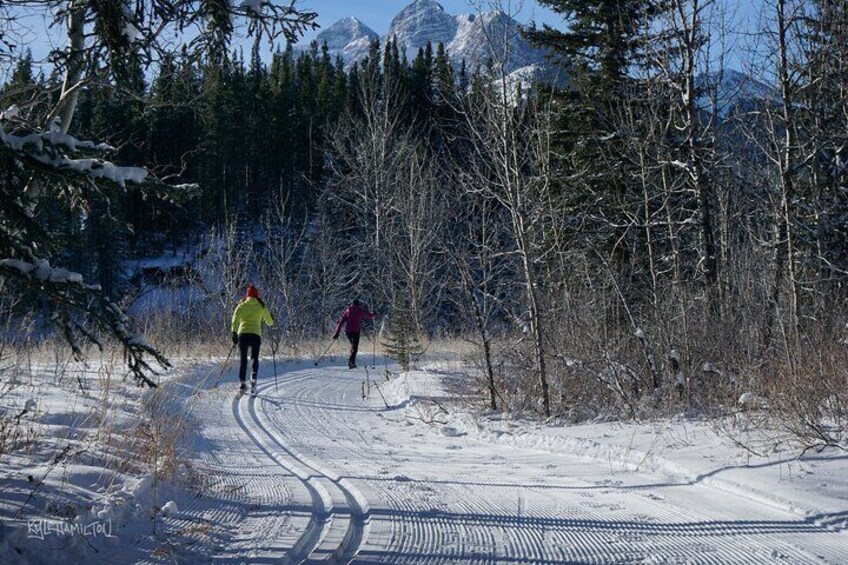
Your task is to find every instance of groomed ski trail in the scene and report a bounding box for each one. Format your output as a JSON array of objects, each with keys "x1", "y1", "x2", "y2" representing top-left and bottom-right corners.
[
  {"x1": 176, "y1": 361, "x2": 848, "y2": 564},
  {"x1": 234, "y1": 378, "x2": 371, "y2": 563}
]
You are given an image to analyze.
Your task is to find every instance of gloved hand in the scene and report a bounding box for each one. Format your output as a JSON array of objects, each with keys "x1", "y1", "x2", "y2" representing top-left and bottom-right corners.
[
  {"x1": 333, "y1": 333, "x2": 339, "y2": 340},
  {"x1": 232, "y1": 332, "x2": 238, "y2": 345}
]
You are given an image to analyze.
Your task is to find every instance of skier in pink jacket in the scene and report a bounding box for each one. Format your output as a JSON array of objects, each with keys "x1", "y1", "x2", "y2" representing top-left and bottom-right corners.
[{"x1": 333, "y1": 299, "x2": 376, "y2": 369}]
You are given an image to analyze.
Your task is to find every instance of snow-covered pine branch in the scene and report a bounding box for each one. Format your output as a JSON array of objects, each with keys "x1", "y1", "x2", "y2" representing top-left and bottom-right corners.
[
  {"x1": 1, "y1": 122, "x2": 147, "y2": 189},
  {"x1": 0, "y1": 120, "x2": 172, "y2": 387}
]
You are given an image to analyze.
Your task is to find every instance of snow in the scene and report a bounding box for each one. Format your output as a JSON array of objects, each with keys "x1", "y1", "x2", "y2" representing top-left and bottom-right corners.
[
  {"x1": 160, "y1": 500, "x2": 179, "y2": 517},
  {"x1": 701, "y1": 362, "x2": 720, "y2": 374},
  {"x1": 0, "y1": 125, "x2": 146, "y2": 187},
  {"x1": 697, "y1": 69, "x2": 778, "y2": 116},
  {"x1": 63, "y1": 158, "x2": 148, "y2": 187},
  {"x1": 297, "y1": 16, "x2": 378, "y2": 70},
  {"x1": 239, "y1": 0, "x2": 262, "y2": 14},
  {"x1": 2, "y1": 353, "x2": 846, "y2": 563},
  {"x1": 2, "y1": 105, "x2": 20, "y2": 120},
  {"x1": 0, "y1": 258, "x2": 84, "y2": 284},
  {"x1": 387, "y1": 0, "x2": 458, "y2": 63},
  {"x1": 738, "y1": 391, "x2": 769, "y2": 409},
  {"x1": 447, "y1": 10, "x2": 546, "y2": 74},
  {"x1": 312, "y1": 2, "x2": 549, "y2": 75},
  {"x1": 121, "y1": 1, "x2": 141, "y2": 42},
  {"x1": 0, "y1": 361, "x2": 161, "y2": 563},
  {"x1": 122, "y1": 22, "x2": 141, "y2": 42}
]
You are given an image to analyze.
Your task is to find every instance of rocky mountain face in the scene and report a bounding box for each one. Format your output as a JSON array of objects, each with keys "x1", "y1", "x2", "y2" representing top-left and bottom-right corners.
[
  {"x1": 447, "y1": 10, "x2": 545, "y2": 73},
  {"x1": 305, "y1": 1, "x2": 767, "y2": 102},
  {"x1": 696, "y1": 69, "x2": 777, "y2": 116},
  {"x1": 309, "y1": 16, "x2": 380, "y2": 66},
  {"x1": 311, "y1": 0, "x2": 550, "y2": 77},
  {"x1": 388, "y1": 0, "x2": 459, "y2": 62}
]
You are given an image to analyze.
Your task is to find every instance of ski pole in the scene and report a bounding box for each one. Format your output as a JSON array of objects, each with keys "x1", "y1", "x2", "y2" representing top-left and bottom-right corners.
[
  {"x1": 371, "y1": 325, "x2": 378, "y2": 370},
  {"x1": 314, "y1": 339, "x2": 334, "y2": 366},
  {"x1": 366, "y1": 367, "x2": 390, "y2": 409},
  {"x1": 271, "y1": 327, "x2": 279, "y2": 391},
  {"x1": 214, "y1": 342, "x2": 237, "y2": 389},
  {"x1": 370, "y1": 296, "x2": 377, "y2": 369}
]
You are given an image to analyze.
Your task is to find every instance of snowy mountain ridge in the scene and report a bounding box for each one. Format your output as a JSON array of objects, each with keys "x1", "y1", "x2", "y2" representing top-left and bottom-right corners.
[
  {"x1": 305, "y1": 0, "x2": 550, "y2": 78},
  {"x1": 301, "y1": 2, "x2": 770, "y2": 104},
  {"x1": 307, "y1": 16, "x2": 380, "y2": 65},
  {"x1": 696, "y1": 69, "x2": 777, "y2": 115}
]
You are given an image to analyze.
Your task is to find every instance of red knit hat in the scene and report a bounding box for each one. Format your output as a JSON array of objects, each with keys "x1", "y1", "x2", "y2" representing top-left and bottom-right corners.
[{"x1": 246, "y1": 284, "x2": 260, "y2": 299}]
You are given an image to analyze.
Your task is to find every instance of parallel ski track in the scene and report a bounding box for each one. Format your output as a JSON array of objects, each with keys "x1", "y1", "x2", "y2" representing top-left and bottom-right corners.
[
  {"x1": 255, "y1": 366, "x2": 839, "y2": 565},
  {"x1": 108, "y1": 380, "x2": 310, "y2": 564},
  {"x1": 232, "y1": 374, "x2": 371, "y2": 564},
  {"x1": 187, "y1": 388, "x2": 308, "y2": 562}
]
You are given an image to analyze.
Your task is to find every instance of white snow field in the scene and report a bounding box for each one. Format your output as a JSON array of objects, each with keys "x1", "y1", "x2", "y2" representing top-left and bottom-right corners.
[{"x1": 2, "y1": 354, "x2": 847, "y2": 564}]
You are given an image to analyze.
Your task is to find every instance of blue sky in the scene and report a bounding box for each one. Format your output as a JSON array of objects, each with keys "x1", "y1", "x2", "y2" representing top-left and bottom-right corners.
[
  {"x1": 294, "y1": 0, "x2": 761, "y2": 70},
  {"x1": 296, "y1": 1, "x2": 762, "y2": 40},
  {"x1": 5, "y1": 0, "x2": 763, "y2": 78},
  {"x1": 297, "y1": 0, "x2": 563, "y2": 39}
]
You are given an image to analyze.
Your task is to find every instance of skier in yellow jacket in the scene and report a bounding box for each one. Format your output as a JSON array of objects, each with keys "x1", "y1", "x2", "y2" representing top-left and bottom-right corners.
[{"x1": 231, "y1": 284, "x2": 274, "y2": 395}]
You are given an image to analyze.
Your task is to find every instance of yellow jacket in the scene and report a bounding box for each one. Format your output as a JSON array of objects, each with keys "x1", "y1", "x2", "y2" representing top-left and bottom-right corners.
[{"x1": 231, "y1": 298, "x2": 274, "y2": 337}]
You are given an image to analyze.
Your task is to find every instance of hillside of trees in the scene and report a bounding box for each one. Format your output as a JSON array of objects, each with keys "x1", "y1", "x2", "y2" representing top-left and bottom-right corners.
[{"x1": 1, "y1": 0, "x2": 846, "y2": 449}]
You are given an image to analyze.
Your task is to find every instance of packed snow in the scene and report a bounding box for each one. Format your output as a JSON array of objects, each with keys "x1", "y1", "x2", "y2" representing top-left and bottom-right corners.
[{"x1": 1, "y1": 348, "x2": 846, "y2": 563}]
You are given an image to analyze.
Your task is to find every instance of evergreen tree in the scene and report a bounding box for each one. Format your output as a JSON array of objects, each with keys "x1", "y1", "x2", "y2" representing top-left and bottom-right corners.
[
  {"x1": 409, "y1": 42, "x2": 434, "y2": 121},
  {"x1": 268, "y1": 46, "x2": 297, "y2": 201},
  {"x1": 142, "y1": 50, "x2": 203, "y2": 252},
  {"x1": 526, "y1": 0, "x2": 663, "y2": 291},
  {"x1": 432, "y1": 42, "x2": 459, "y2": 140},
  {"x1": 802, "y1": 1, "x2": 848, "y2": 291},
  {"x1": 0, "y1": 50, "x2": 45, "y2": 118},
  {"x1": 382, "y1": 293, "x2": 423, "y2": 372},
  {"x1": 526, "y1": 0, "x2": 659, "y2": 88},
  {"x1": 432, "y1": 43, "x2": 455, "y2": 107},
  {"x1": 246, "y1": 39, "x2": 271, "y2": 217},
  {"x1": 0, "y1": 0, "x2": 318, "y2": 386},
  {"x1": 198, "y1": 54, "x2": 242, "y2": 223}
]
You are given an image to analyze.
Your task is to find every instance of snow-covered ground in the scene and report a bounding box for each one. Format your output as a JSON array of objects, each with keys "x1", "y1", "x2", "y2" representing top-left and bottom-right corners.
[{"x1": 1, "y1": 352, "x2": 846, "y2": 563}]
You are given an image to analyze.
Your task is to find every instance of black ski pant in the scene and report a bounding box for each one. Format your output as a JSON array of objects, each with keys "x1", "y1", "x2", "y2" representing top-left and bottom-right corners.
[
  {"x1": 346, "y1": 331, "x2": 361, "y2": 368},
  {"x1": 238, "y1": 333, "x2": 261, "y2": 382}
]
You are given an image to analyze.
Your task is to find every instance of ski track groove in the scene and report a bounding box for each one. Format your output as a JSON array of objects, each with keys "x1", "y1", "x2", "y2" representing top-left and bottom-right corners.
[
  {"x1": 272, "y1": 368, "x2": 573, "y2": 564},
  {"x1": 232, "y1": 388, "x2": 345, "y2": 563},
  {"x1": 258, "y1": 365, "x2": 844, "y2": 565},
  {"x1": 250, "y1": 380, "x2": 371, "y2": 563},
  {"x1": 103, "y1": 384, "x2": 307, "y2": 565},
  {"x1": 198, "y1": 389, "x2": 310, "y2": 562},
  {"x1": 147, "y1": 362, "x2": 848, "y2": 564},
  {"x1": 281, "y1": 370, "x2": 426, "y2": 565}
]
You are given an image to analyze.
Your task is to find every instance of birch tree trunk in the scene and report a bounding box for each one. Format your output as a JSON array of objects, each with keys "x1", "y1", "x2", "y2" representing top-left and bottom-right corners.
[{"x1": 764, "y1": 0, "x2": 801, "y2": 348}]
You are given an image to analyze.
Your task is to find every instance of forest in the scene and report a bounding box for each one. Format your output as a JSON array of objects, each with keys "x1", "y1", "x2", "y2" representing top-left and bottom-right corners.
[{"x1": 1, "y1": 0, "x2": 846, "y2": 449}]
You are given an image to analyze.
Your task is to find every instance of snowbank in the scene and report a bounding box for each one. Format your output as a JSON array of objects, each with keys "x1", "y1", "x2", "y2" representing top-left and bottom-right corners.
[{"x1": 380, "y1": 363, "x2": 848, "y2": 523}]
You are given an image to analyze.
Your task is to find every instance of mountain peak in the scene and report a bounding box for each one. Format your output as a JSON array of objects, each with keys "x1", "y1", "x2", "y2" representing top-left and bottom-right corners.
[
  {"x1": 320, "y1": 17, "x2": 378, "y2": 41},
  {"x1": 388, "y1": 0, "x2": 457, "y2": 62},
  {"x1": 312, "y1": 17, "x2": 379, "y2": 67},
  {"x1": 696, "y1": 69, "x2": 776, "y2": 116},
  {"x1": 399, "y1": 0, "x2": 446, "y2": 14},
  {"x1": 308, "y1": 2, "x2": 550, "y2": 78}
]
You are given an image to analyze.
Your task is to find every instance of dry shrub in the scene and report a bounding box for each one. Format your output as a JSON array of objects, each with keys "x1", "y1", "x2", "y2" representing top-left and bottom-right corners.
[
  {"x1": 125, "y1": 388, "x2": 195, "y2": 480},
  {"x1": 756, "y1": 342, "x2": 848, "y2": 452},
  {"x1": 0, "y1": 411, "x2": 38, "y2": 457},
  {"x1": 462, "y1": 245, "x2": 848, "y2": 439}
]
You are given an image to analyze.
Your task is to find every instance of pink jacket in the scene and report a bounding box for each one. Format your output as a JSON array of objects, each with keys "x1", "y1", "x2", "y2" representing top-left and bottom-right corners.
[{"x1": 334, "y1": 304, "x2": 375, "y2": 335}]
